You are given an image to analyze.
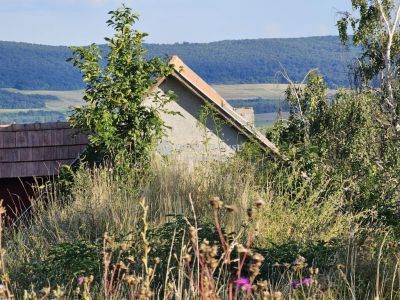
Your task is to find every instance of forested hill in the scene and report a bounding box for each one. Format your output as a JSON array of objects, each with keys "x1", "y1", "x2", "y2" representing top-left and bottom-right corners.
[{"x1": 0, "y1": 36, "x2": 358, "y2": 90}]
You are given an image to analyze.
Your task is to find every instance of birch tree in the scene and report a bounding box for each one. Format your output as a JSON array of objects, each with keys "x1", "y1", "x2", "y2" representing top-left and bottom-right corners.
[{"x1": 338, "y1": 0, "x2": 400, "y2": 132}]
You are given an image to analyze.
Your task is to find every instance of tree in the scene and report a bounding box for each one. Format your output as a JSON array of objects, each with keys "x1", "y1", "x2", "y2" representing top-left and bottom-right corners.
[
  {"x1": 269, "y1": 0, "x2": 400, "y2": 230},
  {"x1": 269, "y1": 74, "x2": 400, "y2": 229},
  {"x1": 337, "y1": 0, "x2": 400, "y2": 132},
  {"x1": 68, "y1": 5, "x2": 175, "y2": 168}
]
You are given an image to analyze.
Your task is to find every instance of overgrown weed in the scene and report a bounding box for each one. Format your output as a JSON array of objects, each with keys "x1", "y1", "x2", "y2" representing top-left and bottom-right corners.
[{"x1": 1, "y1": 156, "x2": 398, "y2": 299}]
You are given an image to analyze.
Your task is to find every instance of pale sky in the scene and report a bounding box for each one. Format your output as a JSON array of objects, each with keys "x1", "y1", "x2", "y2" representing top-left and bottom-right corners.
[{"x1": 0, "y1": 0, "x2": 352, "y2": 46}]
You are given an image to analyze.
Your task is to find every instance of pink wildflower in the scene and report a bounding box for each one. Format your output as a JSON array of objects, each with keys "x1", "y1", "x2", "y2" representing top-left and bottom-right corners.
[
  {"x1": 78, "y1": 276, "x2": 85, "y2": 285},
  {"x1": 302, "y1": 278, "x2": 313, "y2": 286},
  {"x1": 290, "y1": 279, "x2": 302, "y2": 289},
  {"x1": 234, "y1": 277, "x2": 252, "y2": 291},
  {"x1": 290, "y1": 278, "x2": 313, "y2": 289}
]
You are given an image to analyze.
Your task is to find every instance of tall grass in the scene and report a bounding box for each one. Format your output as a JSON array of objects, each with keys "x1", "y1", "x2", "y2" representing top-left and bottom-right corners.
[
  {"x1": 2, "y1": 155, "x2": 399, "y2": 298},
  {"x1": 144, "y1": 156, "x2": 261, "y2": 226}
]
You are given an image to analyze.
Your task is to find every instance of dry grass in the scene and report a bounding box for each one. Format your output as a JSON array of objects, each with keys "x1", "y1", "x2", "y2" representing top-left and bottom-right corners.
[
  {"x1": 2, "y1": 156, "x2": 399, "y2": 299},
  {"x1": 213, "y1": 83, "x2": 336, "y2": 101},
  {"x1": 212, "y1": 84, "x2": 291, "y2": 101},
  {"x1": 143, "y1": 157, "x2": 260, "y2": 227}
]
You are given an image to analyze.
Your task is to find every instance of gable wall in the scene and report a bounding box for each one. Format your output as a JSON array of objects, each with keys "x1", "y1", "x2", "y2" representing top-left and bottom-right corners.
[{"x1": 155, "y1": 77, "x2": 248, "y2": 160}]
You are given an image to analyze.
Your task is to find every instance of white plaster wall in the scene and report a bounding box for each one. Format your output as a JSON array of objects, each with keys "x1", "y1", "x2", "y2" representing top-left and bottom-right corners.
[{"x1": 148, "y1": 77, "x2": 248, "y2": 160}]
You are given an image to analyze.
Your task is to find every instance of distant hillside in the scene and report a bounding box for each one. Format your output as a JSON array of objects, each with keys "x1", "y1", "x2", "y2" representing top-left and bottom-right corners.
[
  {"x1": 0, "y1": 36, "x2": 358, "y2": 90},
  {"x1": 0, "y1": 42, "x2": 82, "y2": 90},
  {"x1": 0, "y1": 89, "x2": 57, "y2": 109}
]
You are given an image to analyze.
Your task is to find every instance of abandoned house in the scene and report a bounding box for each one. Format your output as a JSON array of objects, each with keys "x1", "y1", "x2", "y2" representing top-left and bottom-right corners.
[{"x1": 0, "y1": 55, "x2": 281, "y2": 218}]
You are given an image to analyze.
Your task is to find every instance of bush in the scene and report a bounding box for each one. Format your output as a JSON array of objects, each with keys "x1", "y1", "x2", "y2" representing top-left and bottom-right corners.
[{"x1": 26, "y1": 241, "x2": 101, "y2": 291}]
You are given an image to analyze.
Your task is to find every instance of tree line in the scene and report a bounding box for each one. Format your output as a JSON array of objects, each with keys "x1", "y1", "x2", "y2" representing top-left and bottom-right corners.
[{"x1": 0, "y1": 36, "x2": 358, "y2": 90}]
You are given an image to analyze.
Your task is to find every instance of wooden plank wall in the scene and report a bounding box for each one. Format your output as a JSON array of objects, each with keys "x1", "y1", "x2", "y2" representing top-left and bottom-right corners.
[{"x1": 0, "y1": 122, "x2": 88, "y2": 178}]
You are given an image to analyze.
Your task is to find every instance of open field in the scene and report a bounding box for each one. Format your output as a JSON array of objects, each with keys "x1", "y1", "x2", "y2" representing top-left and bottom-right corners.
[
  {"x1": 213, "y1": 83, "x2": 289, "y2": 100},
  {"x1": 2, "y1": 84, "x2": 290, "y2": 109},
  {"x1": 2, "y1": 88, "x2": 84, "y2": 111},
  {"x1": 213, "y1": 83, "x2": 336, "y2": 100},
  {"x1": 0, "y1": 84, "x2": 299, "y2": 127},
  {"x1": 255, "y1": 111, "x2": 289, "y2": 128},
  {"x1": 0, "y1": 88, "x2": 83, "y2": 124}
]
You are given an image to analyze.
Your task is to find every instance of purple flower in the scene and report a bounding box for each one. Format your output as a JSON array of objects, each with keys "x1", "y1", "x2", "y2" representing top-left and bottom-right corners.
[
  {"x1": 290, "y1": 279, "x2": 302, "y2": 289},
  {"x1": 78, "y1": 276, "x2": 85, "y2": 285},
  {"x1": 234, "y1": 277, "x2": 252, "y2": 291},
  {"x1": 289, "y1": 278, "x2": 313, "y2": 289},
  {"x1": 302, "y1": 278, "x2": 313, "y2": 286}
]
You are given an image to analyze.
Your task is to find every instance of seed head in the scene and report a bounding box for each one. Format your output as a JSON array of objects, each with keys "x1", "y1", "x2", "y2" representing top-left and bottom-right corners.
[
  {"x1": 116, "y1": 261, "x2": 128, "y2": 271},
  {"x1": 283, "y1": 263, "x2": 291, "y2": 269},
  {"x1": 272, "y1": 262, "x2": 281, "y2": 268},
  {"x1": 41, "y1": 287, "x2": 50, "y2": 296},
  {"x1": 210, "y1": 259, "x2": 219, "y2": 269},
  {"x1": 237, "y1": 244, "x2": 249, "y2": 254},
  {"x1": 255, "y1": 198, "x2": 265, "y2": 208},
  {"x1": 184, "y1": 254, "x2": 192, "y2": 263},
  {"x1": 252, "y1": 253, "x2": 265, "y2": 263},
  {"x1": 145, "y1": 290, "x2": 154, "y2": 298},
  {"x1": 119, "y1": 243, "x2": 129, "y2": 251},
  {"x1": 337, "y1": 264, "x2": 345, "y2": 270},
  {"x1": 291, "y1": 255, "x2": 307, "y2": 271},
  {"x1": 189, "y1": 227, "x2": 197, "y2": 240},
  {"x1": 103, "y1": 232, "x2": 113, "y2": 245},
  {"x1": 124, "y1": 275, "x2": 139, "y2": 285},
  {"x1": 224, "y1": 204, "x2": 237, "y2": 213},
  {"x1": 210, "y1": 245, "x2": 218, "y2": 257},
  {"x1": 262, "y1": 290, "x2": 271, "y2": 300},
  {"x1": 273, "y1": 291, "x2": 282, "y2": 300},
  {"x1": 256, "y1": 280, "x2": 269, "y2": 291},
  {"x1": 210, "y1": 196, "x2": 223, "y2": 209}
]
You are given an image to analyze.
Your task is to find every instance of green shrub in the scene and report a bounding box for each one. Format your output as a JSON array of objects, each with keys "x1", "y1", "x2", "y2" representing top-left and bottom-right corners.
[{"x1": 27, "y1": 241, "x2": 101, "y2": 289}]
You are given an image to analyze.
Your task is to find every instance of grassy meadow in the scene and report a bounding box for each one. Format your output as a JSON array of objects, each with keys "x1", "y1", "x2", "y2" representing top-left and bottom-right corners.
[
  {"x1": 213, "y1": 83, "x2": 289, "y2": 101},
  {"x1": 0, "y1": 85, "x2": 293, "y2": 127},
  {"x1": 0, "y1": 89, "x2": 83, "y2": 124},
  {"x1": 0, "y1": 154, "x2": 396, "y2": 299},
  {"x1": 2, "y1": 88, "x2": 85, "y2": 111}
]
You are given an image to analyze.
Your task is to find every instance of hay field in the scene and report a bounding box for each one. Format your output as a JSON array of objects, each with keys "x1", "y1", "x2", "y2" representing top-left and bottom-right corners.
[
  {"x1": 212, "y1": 83, "x2": 289, "y2": 100},
  {"x1": 1, "y1": 84, "x2": 299, "y2": 127}
]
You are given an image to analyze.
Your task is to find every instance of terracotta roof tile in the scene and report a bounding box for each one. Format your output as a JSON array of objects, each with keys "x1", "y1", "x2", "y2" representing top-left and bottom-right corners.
[
  {"x1": 169, "y1": 56, "x2": 228, "y2": 107},
  {"x1": 165, "y1": 56, "x2": 283, "y2": 158}
]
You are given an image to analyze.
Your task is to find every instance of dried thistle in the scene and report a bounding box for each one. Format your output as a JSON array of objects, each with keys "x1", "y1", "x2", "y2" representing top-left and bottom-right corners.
[
  {"x1": 273, "y1": 291, "x2": 282, "y2": 300},
  {"x1": 224, "y1": 204, "x2": 237, "y2": 213},
  {"x1": 254, "y1": 198, "x2": 265, "y2": 208},
  {"x1": 209, "y1": 196, "x2": 223, "y2": 209}
]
